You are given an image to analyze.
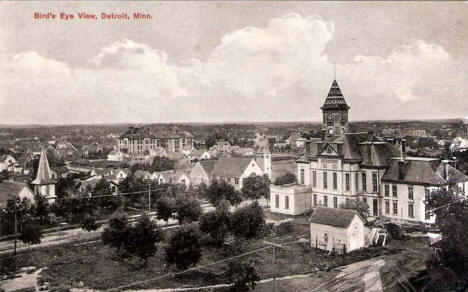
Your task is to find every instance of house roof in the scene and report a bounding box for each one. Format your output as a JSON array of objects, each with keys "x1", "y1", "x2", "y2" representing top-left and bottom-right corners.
[
  {"x1": 198, "y1": 160, "x2": 217, "y2": 176},
  {"x1": 0, "y1": 154, "x2": 14, "y2": 163},
  {"x1": 320, "y1": 80, "x2": 350, "y2": 111},
  {"x1": 31, "y1": 149, "x2": 57, "y2": 185},
  {"x1": 381, "y1": 157, "x2": 446, "y2": 185},
  {"x1": 212, "y1": 157, "x2": 256, "y2": 178},
  {"x1": 0, "y1": 181, "x2": 33, "y2": 206},
  {"x1": 309, "y1": 207, "x2": 362, "y2": 228}
]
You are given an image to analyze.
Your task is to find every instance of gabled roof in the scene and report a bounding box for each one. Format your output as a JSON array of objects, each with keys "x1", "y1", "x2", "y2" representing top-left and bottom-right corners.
[
  {"x1": 31, "y1": 149, "x2": 57, "y2": 185},
  {"x1": 435, "y1": 163, "x2": 468, "y2": 184},
  {"x1": 198, "y1": 160, "x2": 217, "y2": 176},
  {"x1": 0, "y1": 154, "x2": 14, "y2": 163},
  {"x1": 0, "y1": 181, "x2": 34, "y2": 206},
  {"x1": 381, "y1": 157, "x2": 446, "y2": 185},
  {"x1": 212, "y1": 157, "x2": 257, "y2": 178},
  {"x1": 359, "y1": 142, "x2": 401, "y2": 168},
  {"x1": 320, "y1": 80, "x2": 350, "y2": 111},
  {"x1": 309, "y1": 207, "x2": 362, "y2": 228}
]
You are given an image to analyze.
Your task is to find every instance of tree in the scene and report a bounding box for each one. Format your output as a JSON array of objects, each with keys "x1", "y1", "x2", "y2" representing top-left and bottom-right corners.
[
  {"x1": 165, "y1": 224, "x2": 202, "y2": 270},
  {"x1": 424, "y1": 188, "x2": 468, "y2": 291},
  {"x1": 155, "y1": 195, "x2": 174, "y2": 224},
  {"x1": 31, "y1": 193, "x2": 50, "y2": 224},
  {"x1": 102, "y1": 212, "x2": 163, "y2": 262},
  {"x1": 273, "y1": 172, "x2": 297, "y2": 185},
  {"x1": 173, "y1": 195, "x2": 203, "y2": 224},
  {"x1": 81, "y1": 216, "x2": 102, "y2": 232},
  {"x1": 151, "y1": 156, "x2": 175, "y2": 172},
  {"x1": 205, "y1": 135, "x2": 217, "y2": 149},
  {"x1": 340, "y1": 199, "x2": 369, "y2": 220},
  {"x1": 92, "y1": 178, "x2": 120, "y2": 211},
  {"x1": 199, "y1": 200, "x2": 231, "y2": 245},
  {"x1": 205, "y1": 180, "x2": 242, "y2": 207},
  {"x1": 230, "y1": 201, "x2": 265, "y2": 240},
  {"x1": 241, "y1": 174, "x2": 270, "y2": 201},
  {"x1": 19, "y1": 221, "x2": 43, "y2": 245},
  {"x1": 224, "y1": 260, "x2": 260, "y2": 291},
  {"x1": 127, "y1": 214, "x2": 164, "y2": 262}
]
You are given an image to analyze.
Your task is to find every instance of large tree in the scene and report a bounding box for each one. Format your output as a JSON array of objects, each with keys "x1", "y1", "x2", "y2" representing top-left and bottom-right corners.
[
  {"x1": 339, "y1": 199, "x2": 369, "y2": 220},
  {"x1": 173, "y1": 195, "x2": 203, "y2": 224},
  {"x1": 31, "y1": 193, "x2": 50, "y2": 224},
  {"x1": 241, "y1": 174, "x2": 270, "y2": 202},
  {"x1": 424, "y1": 188, "x2": 468, "y2": 291},
  {"x1": 199, "y1": 200, "x2": 231, "y2": 245},
  {"x1": 155, "y1": 195, "x2": 174, "y2": 224},
  {"x1": 224, "y1": 260, "x2": 260, "y2": 292},
  {"x1": 165, "y1": 224, "x2": 202, "y2": 270},
  {"x1": 205, "y1": 180, "x2": 242, "y2": 207},
  {"x1": 19, "y1": 220, "x2": 43, "y2": 245},
  {"x1": 230, "y1": 201, "x2": 265, "y2": 240}
]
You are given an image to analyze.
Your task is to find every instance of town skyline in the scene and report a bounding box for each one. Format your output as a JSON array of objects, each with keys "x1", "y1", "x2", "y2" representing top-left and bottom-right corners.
[{"x1": 1, "y1": 2, "x2": 467, "y2": 124}]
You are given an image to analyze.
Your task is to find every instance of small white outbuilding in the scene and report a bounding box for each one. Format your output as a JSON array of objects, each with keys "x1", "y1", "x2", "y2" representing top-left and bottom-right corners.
[{"x1": 310, "y1": 207, "x2": 371, "y2": 253}]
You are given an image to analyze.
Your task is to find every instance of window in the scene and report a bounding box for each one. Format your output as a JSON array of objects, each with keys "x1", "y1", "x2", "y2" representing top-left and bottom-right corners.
[
  {"x1": 275, "y1": 195, "x2": 279, "y2": 208},
  {"x1": 300, "y1": 169, "x2": 305, "y2": 185},
  {"x1": 324, "y1": 196, "x2": 328, "y2": 207},
  {"x1": 372, "y1": 172, "x2": 378, "y2": 192},
  {"x1": 312, "y1": 171, "x2": 317, "y2": 188},
  {"x1": 393, "y1": 202, "x2": 398, "y2": 215},
  {"x1": 425, "y1": 203, "x2": 430, "y2": 220},
  {"x1": 385, "y1": 185, "x2": 389, "y2": 197},
  {"x1": 373, "y1": 199, "x2": 378, "y2": 216},
  {"x1": 324, "y1": 232, "x2": 328, "y2": 243},
  {"x1": 425, "y1": 187, "x2": 431, "y2": 196},
  {"x1": 385, "y1": 201, "x2": 390, "y2": 214},
  {"x1": 362, "y1": 172, "x2": 367, "y2": 192},
  {"x1": 333, "y1": 172, "x2": 337, "y2": 190},
  {"x1": 362, "y1": 197, "x2": 367, "y2": 205},
  {"x1": 323, "y1": 172, "x2": 328, "y2": 189},
  {"x1": 355, "y1": 172, "x2": 358, "y2": 191},
  {"x1": 333, "y1": 197, "x2": 338, "y2": 208},
  {"x1": 235, "y1": 178, "x2": 239, "y2": 185},
  {"x1": 408, "y1": 185, "x2": 413, "y2": 200},
  {"x1": 408, "y1": 203, "x2": 414, "y2": 218},
  {"x1": 392, "y1": 185, "x2": 397, "y2": 197},
  {"x1": 285, "y1": 196, "x2": 289, "y2": 210},
  {"x1": 313, "y1": 194, "x2": 317, "y2": 207},
  {"x1": 345, "y1": 173, "x2": 350, "y2": 191}
]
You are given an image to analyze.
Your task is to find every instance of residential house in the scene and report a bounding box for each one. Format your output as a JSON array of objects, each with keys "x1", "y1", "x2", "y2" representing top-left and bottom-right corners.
[
  {"x1": 55, "y1": 141, "x2": 80, "y2": 161},
  {"x1": 0, "y1": 154, "x2": 16, "y2": 172},
  {"x1": 107, "y1": 149, "x2": 127, "y2": 161},
  {"x1": 310, "y1": 207, "x2": 371, "y2": 253},
  {"x1": 0, "y1": 181, "x2": 35, "y2": 208}
]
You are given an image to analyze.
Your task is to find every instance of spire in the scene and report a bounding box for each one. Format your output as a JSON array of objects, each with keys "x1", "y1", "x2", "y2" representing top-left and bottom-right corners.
[
  {"x1": 320, "y1": 79, "x2": 350, "y2": 110},
  {"x1": 31, "y1": 149, "x2": 56, "y2": 185}
]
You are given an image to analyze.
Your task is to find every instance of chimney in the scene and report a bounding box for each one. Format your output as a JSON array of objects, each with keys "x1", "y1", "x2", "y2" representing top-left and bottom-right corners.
[
  {"x1": 398, "y1": 159, "x2": 405, "y2": 180},
  {"x1": 368, "y1": 130, "x2": 374, "y2": 142},
  {"x1": 401, "y1": 138, "x2": 406, "y2": 154},
  {"x1": 305, "y1": 139, "x2": 311, "y2": 155},
  {"x1": 321, "y1": 129, "x2": 326, "y2": 141},
  {"x1": 317, "y1": 141, "x2": 323, "y2": 154}
]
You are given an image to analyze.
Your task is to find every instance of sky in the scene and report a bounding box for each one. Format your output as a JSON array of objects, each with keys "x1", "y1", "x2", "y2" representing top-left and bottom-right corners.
[{"x1": 0, "y1": 1, "x2": 467, "y2": 125}]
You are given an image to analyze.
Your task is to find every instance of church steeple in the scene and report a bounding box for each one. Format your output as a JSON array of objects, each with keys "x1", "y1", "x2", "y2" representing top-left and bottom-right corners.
[
  {"x1": 321, "y1": 80, "x2": 350, "y2": 138},
  {"x1": 31, "y1": 149, "x2": 57, "y2": 200}
]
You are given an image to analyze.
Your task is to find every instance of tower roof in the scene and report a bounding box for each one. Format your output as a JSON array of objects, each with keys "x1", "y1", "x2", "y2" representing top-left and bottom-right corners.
[
  {"x1": 31, "y1": 149, "x2": 56, "y2": 185},
  {"x1": 320, "y1": 80, "x2": 350, "y2": 110}
]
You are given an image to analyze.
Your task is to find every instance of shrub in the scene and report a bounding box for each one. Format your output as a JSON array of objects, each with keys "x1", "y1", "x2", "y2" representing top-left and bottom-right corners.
[{"x1": 273, "y1": 172, "x2": 297, "y2": 185}]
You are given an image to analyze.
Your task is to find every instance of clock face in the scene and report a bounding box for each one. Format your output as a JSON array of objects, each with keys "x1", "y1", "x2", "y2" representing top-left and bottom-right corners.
[
  {"x1": 328, "y1": 128, "x2": 334, "y2": 135},
  {"x1": 327, "y1": 114, "x2": 333, "y2": 121}
]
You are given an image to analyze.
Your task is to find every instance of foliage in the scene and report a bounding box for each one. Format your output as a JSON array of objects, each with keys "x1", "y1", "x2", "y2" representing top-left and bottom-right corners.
[
  {"x1": 19, "y1": 220, "x2": 43, "y2": 245},
  {"x1": 51, "y1": 197, "x2": 94, "y2": 224},
  {"x1": 173, "y1": 195, "x2": 203, "y2": 224},
  {"x1": 241, "y1": 174, "x2": 270, "y2": 201},
  {"x1": 102, "y1": 212, "x2": 163, "y2": 261},
  {"x1": 31, "y1": 193, "x2": 50, "y2": 224},
  {"x1": 199, "y1": 200, "x2": 231, "y2": 245},
  {"x1": 155, "y1": 195, "x2": 174, "y2": 223},
  {"x1": 424, "y1": 188, "x2": 468, "y2": 290},
  {"x1": 224, "y1": 260, "x2": 260, "y2": 291},
  {"x1": 165, "y1": 224, "x2": 202, "y2": 270},
  {"x1": 205, "y1": 135, "x2": 217, "y2": 149},
  {"x1": 151, "y1": 156, "x2": 175, "y2": 172},
  {"x1": 81, "y1": 216, "x2": 102, "y2": 232},
  {"x1": 56, "y1": 174, "x2": 81, "y2": 198},
  {"x1": 92, "y1": 178, "x2": 120, "y2": 211},
  {"x1": 205, "y1": 180, "x2": 242, "y2": 207},
  {"x1": 230, "y1": 201, "x2": 265, "y2": 240},
  {"x1": 273, "y1": 172, "x2": 297, "y2": 185},
  {"x1": 339, "y1": 199, "x2": 369, "y2": 220}
]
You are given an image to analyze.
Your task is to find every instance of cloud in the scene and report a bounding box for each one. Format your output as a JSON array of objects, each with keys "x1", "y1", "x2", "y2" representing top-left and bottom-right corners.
[{"x1": 0, "y1": 13, "x2": 466, "y2": 124}]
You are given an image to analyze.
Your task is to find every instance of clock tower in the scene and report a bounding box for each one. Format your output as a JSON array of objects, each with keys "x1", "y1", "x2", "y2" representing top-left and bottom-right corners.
[{"x1": 320, "y1": 79, "x2": 350, "y2": 138}]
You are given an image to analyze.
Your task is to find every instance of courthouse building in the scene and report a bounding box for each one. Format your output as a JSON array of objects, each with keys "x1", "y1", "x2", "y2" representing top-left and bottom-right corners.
[{"x1": 270, "y1": 80, "x2": 468, "y2": 223}]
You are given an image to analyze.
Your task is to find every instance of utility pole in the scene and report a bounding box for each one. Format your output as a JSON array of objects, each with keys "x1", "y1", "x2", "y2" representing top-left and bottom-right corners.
[
  {"x1": 148, "y1": 183, "x2": 151, "y2": 213},
  {"x1": 14, "y1": 205, "x2": 17, "y2": 256},
  {"x1": 263, "y1": 238, "x2": 282, "y2": 292}
]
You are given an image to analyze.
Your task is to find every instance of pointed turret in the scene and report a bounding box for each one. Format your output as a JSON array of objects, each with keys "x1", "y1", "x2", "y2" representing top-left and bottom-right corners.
[
  {"x1": 320, "y1": 80, "x2": 350, "y2": 111},
  {"x1": 31, "y1": 149, "x2": 57, "y2": 201}
]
